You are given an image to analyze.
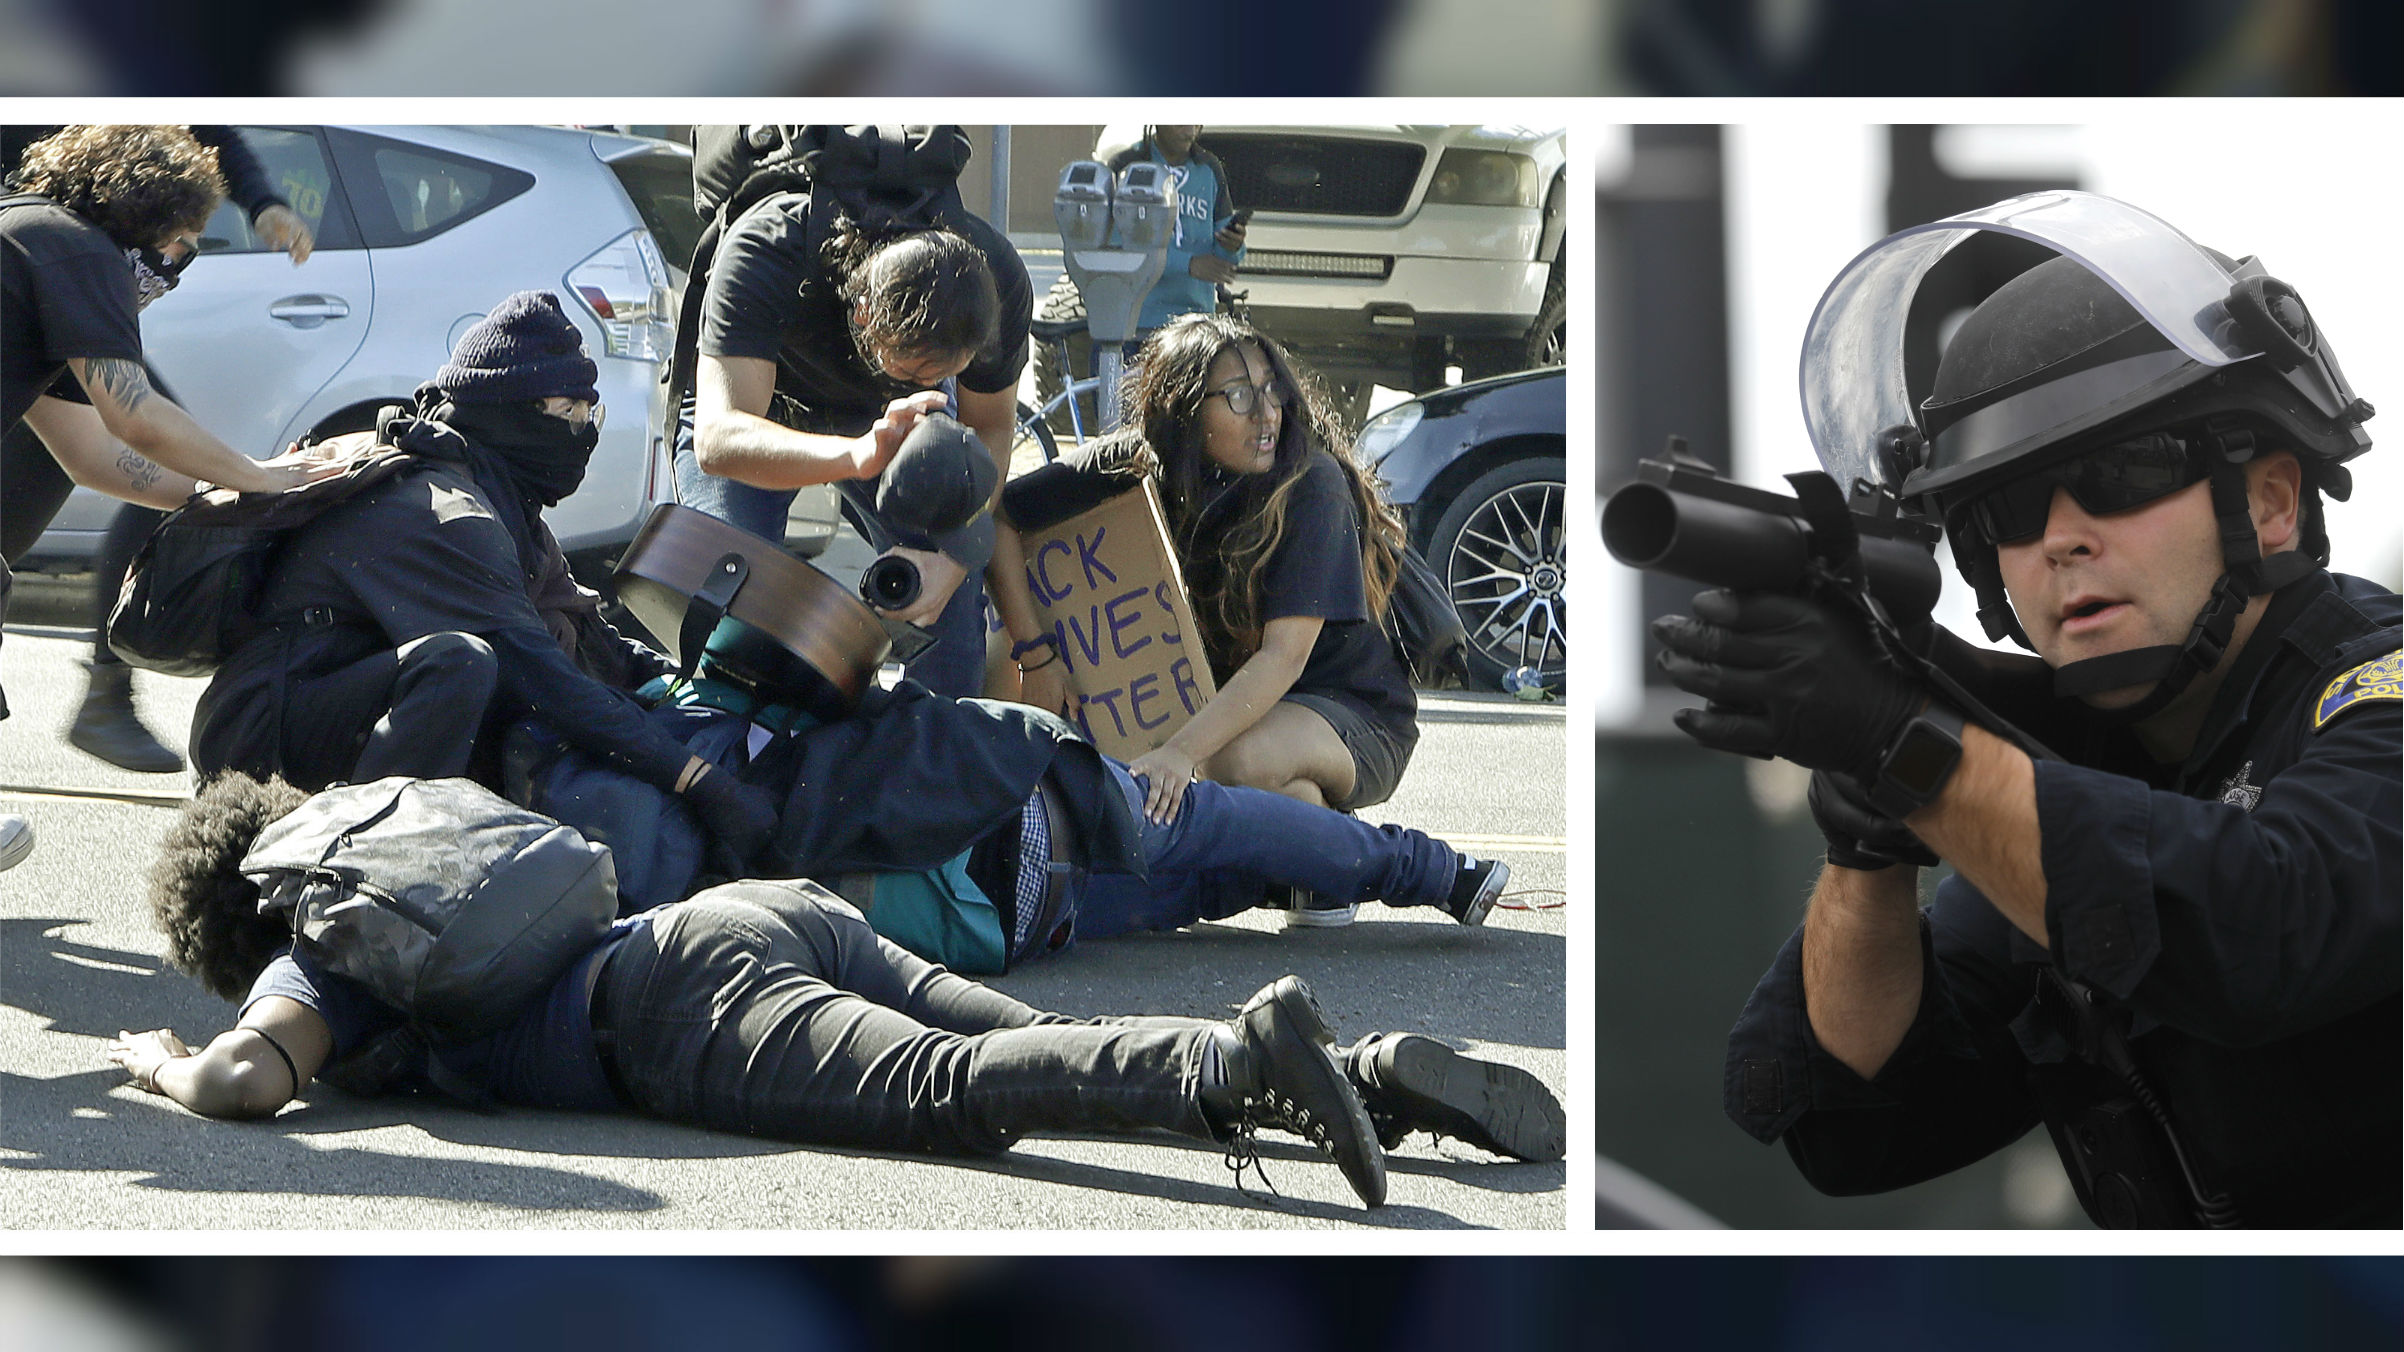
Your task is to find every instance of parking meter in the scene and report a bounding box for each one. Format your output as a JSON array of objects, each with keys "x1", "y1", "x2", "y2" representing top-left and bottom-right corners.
[{"x1": 1054, "y1": 159, "x2": 1176, "y2": 429}]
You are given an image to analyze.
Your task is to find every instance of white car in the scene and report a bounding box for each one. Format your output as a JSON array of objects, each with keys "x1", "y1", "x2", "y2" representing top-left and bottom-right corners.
[
  {"x1": 1199, "y1": 123, "x2": 1568, "y2": 390},
  {"x1": 1034, "y1": 124, "x2": 1567, "y2": 422},
  {"x1": 26, "y1": 124, "x2": 696, "y2": 575}
]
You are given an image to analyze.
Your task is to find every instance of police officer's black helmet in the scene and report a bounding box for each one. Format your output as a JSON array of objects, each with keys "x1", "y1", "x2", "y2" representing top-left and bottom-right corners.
[
  {"x1": 1793, "y1": 192, "x2": 2378, "y2": 719},
  {"x1": 1907, "y1": 252, "x2": 2369, "y2": 525}
]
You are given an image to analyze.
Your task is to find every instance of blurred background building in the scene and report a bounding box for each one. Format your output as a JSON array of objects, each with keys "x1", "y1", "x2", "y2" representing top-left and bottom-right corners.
[
  {"x1": 1592, "y1": 107, "x2": 2402, "y2": 1226},
  {"x1": 15, "y1": 1256, "x2": 2404, "y2": 1350},
  {"x1": 0, "y1": 0, "x2": 2394, "y2": 95}
]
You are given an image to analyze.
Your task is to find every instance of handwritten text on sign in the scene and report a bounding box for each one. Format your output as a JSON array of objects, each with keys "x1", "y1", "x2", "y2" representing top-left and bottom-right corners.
[{"x1": 1018, "y1": 483, "x2": 1216, "y2": 758}]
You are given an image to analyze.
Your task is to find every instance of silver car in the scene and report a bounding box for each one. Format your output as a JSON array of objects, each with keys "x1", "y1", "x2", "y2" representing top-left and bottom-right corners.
[{"x1": 26, "y1": 124, "x2": 697, "y2": 572}]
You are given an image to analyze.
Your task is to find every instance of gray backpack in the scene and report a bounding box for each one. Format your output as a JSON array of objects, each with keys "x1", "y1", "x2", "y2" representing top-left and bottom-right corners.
[{"x1": 241, "y1": 777, "x2": 618, "y2": 1046}]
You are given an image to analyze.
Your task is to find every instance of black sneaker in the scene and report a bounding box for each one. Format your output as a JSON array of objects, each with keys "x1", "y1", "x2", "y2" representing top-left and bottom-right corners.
[
  {"x1": 1444, "y1": 857, "x2": 1509, "y2": 926},
  {"x1": 1208, "y1": 976, "x2": 1386, "y2": 1208},
  {"x1": 1346, "y1": 1032, "x2": 1564, "y2": 1162}
]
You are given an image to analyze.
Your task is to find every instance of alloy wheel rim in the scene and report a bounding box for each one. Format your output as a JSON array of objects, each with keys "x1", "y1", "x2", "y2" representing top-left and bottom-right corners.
[{"x1": 1445, "y1": 479, "x2": 1567, "y2": 682}]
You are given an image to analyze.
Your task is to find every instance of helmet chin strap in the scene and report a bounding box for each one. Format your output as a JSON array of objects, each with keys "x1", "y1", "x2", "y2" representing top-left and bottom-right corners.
[{"x1": 2046, "y1": 457, "x2": 2316, "y2": 724}]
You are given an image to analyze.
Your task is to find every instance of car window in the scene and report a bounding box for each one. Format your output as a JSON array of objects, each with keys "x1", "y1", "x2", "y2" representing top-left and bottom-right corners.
[
  {"x1": 375, "y1": 146, "x2": 494, "y2": 237},
  {"x1": 605, "y1": 149, "x2": 702, "y2": 276},
  {"x1": 197, "y1": 127, "x2": 358, "y2": 254},
  {"x1": 326, "y1": 129, "x2": 534, "y2": 249}
]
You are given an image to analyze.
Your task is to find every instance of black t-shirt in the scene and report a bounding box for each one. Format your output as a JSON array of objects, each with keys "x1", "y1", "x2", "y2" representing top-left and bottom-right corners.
[
  {"x1": 0, "y1": 198, "x2": 141, "y2": 434},
  {"x1": 242, "y1": 927, "x2": 637, "y2": 1112},
  {"x1": 698, "y1": 192, "x2": 1032, "y2": 436},
  {"x1": 1192, "y1": 450, "x2": 1419, "y2": 747}
]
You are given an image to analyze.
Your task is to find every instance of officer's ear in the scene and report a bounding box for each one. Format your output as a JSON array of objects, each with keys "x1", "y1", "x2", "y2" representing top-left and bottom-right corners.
[{"x1": 2246, "y1": 452, "x2": 2305, "y2": 555}]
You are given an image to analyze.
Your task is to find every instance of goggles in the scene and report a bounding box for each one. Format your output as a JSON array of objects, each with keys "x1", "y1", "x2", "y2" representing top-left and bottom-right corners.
[{"x1": 1960, "y1": 430, "x2": 2213, "y2": 545}]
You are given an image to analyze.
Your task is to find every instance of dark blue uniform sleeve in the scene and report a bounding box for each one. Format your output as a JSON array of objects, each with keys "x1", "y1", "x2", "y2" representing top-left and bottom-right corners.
[
  {"x1": 2035, "y1": 694, "x2": 2402, "y2": 1046},
  {"x1": 1725, "y1": 880, "x2": 2045, "y2": 1194}
]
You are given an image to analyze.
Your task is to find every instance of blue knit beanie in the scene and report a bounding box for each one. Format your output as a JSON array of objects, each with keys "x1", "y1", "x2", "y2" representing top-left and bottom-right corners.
[{"x1": 436, "y1": 291, "x2": 600, "y2": 405}]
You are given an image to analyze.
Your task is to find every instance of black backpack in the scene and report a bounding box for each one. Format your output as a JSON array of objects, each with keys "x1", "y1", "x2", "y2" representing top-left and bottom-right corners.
[
  {"x1": 106, "y1": 422, "x2": 433, "y2": 677},
  {"x1": 1386, "y1": 543, "x2": 1472, "y2": 690},
  {"x1": 243, "y1": 777, "x2": 619, "y2": 1046},
  {"x1": 103, "y1": 405, "x2": 467, "y2": 676},
  {"x1": 666, "y1": 125, "x2": 977, "y2": 405}
]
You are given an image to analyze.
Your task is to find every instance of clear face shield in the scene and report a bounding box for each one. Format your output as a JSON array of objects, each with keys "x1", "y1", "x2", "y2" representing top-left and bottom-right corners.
[{"x1": 1796, "y1": 190, "x2": 2366, "y2": 500}]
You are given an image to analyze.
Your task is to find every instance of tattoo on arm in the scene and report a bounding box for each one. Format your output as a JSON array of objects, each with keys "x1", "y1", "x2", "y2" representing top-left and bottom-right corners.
[
  {"x1": 83, "y1": 358, "x2": 156, "y2": 416},
  {"x1": 115, "y1": 444, "x2": 164, "y2": 492}
]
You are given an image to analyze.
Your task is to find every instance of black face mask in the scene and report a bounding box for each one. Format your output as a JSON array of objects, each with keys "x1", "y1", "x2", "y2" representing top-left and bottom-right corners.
[
  {"x1": 438, "y1": 401, "x2": 598, "y2": 507},
  {"x1": 124, "y1": 245, "x2": 191, "y2": 312}
]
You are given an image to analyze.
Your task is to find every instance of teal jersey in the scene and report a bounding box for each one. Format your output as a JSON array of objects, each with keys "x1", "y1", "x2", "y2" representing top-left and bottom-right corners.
[{"x1": 1110, "y1": 139, "x2": 1241, "y2": 333}]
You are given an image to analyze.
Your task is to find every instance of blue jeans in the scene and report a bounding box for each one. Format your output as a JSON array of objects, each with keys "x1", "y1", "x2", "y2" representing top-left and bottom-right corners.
[
  {"x1": 671, "y1": 408, "x2": 989, "y2": 699},
  {"x1": 598, "y1": 880, "x2": 1215, "y2": 1154},
  {"x1": 1074, "y1": 761, "x2": 1459, "y2": 938}
]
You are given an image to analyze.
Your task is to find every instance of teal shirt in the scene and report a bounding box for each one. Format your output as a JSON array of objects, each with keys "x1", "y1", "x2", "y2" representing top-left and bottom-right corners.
[
  {"x1": 641, "y1": 669, "x2": 1009, "y2": 973},
  {"x1": 1110, "y1": 139, "x2": 1241, "y2": 333}
]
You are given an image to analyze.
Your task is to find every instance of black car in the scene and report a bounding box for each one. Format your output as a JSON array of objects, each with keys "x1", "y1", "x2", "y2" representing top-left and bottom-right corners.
[{"x1": 1357, "y1": 366, "x2": 1565, "y2": 692}]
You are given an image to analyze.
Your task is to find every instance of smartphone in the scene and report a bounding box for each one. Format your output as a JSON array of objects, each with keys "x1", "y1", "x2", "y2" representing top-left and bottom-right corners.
[{"x1": 1227, "y1": 207, "x2": 1254, "y2": 229}]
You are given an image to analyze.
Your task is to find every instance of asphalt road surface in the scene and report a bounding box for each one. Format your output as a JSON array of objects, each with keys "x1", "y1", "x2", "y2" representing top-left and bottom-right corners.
[{"x1": 1, "y1": 580, "x2": 1565, "y2": 1233}]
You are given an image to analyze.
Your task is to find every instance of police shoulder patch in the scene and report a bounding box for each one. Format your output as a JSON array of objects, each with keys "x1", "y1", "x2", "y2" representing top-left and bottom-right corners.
[{"x1": 2314, "y1": 649, "x2": 2403, "y2": 732}]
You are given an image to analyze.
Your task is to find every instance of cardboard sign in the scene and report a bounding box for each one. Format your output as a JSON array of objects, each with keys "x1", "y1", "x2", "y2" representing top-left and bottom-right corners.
[{"x1": 1017, "y1": 480, "x2": 1217, "y2": 758}]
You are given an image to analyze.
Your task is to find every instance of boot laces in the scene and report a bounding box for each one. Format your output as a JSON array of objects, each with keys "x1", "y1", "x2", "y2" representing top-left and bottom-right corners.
[{"x1": 1220, "y1": 1122, "x2": 1284, "y2": 1202}]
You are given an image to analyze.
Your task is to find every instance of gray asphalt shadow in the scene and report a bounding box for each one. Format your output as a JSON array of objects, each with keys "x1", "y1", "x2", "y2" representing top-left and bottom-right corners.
[
  {"x1": 2, "y1": 1070, "x2": 663, "y2": 1212},
  {"x1": 992, "y1": 918, "x2": 1567, "y2": 1054},
  {"x1": 4, "y1": 917, "x2": 234, "y2": 1041}
]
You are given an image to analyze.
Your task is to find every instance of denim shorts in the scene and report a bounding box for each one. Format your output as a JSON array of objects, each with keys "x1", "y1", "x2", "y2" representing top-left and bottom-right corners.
[{"x1": 1280, "y1": 692, "x2": 1414, "y2": 810}]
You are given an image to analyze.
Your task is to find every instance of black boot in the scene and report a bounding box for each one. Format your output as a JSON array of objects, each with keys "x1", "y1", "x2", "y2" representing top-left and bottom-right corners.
[
  {"x1": 1342, "y1": 1032, "x2": 1564, "y2": 1162},
  {"x1": 69, "y1": 660, "x2": 184, "y2": 773},
  {"x1": 1198, "y1": 976, "x2": 1386, "y2": 1208}
]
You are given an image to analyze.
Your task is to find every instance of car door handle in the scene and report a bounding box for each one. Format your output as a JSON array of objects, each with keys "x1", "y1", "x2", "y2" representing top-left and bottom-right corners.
[{"x1": 268, "y1": 295, "x2": 352, "y2": 328}]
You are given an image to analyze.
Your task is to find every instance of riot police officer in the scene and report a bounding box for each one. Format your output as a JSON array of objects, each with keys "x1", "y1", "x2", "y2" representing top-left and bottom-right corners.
[{"x1": 1655, "y1": 192, "x2": 2397, "y2": 1226}]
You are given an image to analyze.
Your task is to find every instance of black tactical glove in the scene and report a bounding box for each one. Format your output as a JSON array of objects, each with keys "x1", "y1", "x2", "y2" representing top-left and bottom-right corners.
[
  {"x1": 682, "y1": 763, "x2": 777, "y2": 866},
  {"x1": 1650, "y1": 589, "x2": 1926, "y2": 780},
  {"x1": 1809, "y1": 769, "x2": 1940, "y2": 871}
]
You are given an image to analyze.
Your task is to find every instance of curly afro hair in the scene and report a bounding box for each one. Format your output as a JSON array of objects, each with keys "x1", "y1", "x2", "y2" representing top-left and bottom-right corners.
[
  {"x1": 13, "y1": 125, "x2": 225, "y2": 251},
  {"x1": 150, "y1": 773, "x2": 309, "y2": 1000}
]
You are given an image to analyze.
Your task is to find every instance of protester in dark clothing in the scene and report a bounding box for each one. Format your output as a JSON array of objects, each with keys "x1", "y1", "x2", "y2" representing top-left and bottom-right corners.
[
  {"x1": 2, "y1": 125, "x2": 334, "y2": 873},
  {"x1": 681, "y1": 183, "x2": 1035, "y2": 700},
  {"x1": 511, "y1": 666, "x2": 1518, "y2": 978},
  {"x1": 187, "y1": 291, "x2": 778, "y2": 863},
  {"x1": 108, "y1": 771, "x2": 1444, "y2": 1209},
  {"x1": 1, "y1": 123, "x2": 315, "y2": 773},
  {"x1": 997, "y1": 317, "x2": 1418, "y2": 862}
]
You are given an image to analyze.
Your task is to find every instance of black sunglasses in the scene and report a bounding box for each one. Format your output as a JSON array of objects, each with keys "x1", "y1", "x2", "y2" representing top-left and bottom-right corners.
[{"x1": 1962, "y1": 431, "x2": 2213, "y2": 545}]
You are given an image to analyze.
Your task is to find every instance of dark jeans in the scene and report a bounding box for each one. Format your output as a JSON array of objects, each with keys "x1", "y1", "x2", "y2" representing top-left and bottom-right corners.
[
  {"x1": 272, "y1": 632, "x2": 497, "y2": 790},
  {"x1": 1074, "y1": 760, "x2": 1459, "y2": 938},
  {"x1": 597, "y1": 881, "x2": 1216, "y2": 1154},
  {"x1": 671, "y1": 409, "x2": 988, "y2": 699}
]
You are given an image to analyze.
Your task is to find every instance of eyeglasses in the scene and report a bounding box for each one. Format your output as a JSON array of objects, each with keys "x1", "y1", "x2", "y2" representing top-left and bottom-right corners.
[
  {"x1": 538, "y1": 399, "x2": 605, "y2": 431},
  {"x1": 1208, "y1": 379, "x2": 1288, "y2": 418},
  {"x1": 1961, "y1": 430, "x2": 2213, "y2": 545}
]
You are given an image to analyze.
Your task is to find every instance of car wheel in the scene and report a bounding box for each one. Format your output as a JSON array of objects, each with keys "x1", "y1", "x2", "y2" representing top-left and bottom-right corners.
[
  {"x1": 1456, "y1": 261, "x2": 1567, "y2": 381},
  {"x1": 1423, "y1": 455, "x2": 1566, "y2": 692},
  {"x1": 1526, "y1": 261, "x2": 1567, "y2": 368},
  {"x1": 1033, "y1": 274, "x2": 1101, "y2": 437}
]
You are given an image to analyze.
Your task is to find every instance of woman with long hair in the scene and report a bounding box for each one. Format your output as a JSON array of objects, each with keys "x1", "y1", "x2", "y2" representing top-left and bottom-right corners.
[{"x1": 1014, "y1": 316, "x2": 1423, "y2": 924}]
